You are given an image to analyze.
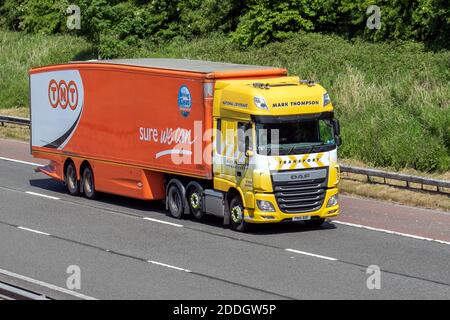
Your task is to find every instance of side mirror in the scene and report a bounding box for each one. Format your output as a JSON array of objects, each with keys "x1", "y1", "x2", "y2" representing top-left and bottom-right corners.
[
  {"x1": 332, "y1": 119, "x2": 341, "y2": 136},
  {"x1": 335, "y1": 135, "x2": 342, "y2": 147}
]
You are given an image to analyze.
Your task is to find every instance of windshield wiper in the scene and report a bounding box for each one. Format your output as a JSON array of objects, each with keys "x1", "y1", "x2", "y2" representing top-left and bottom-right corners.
[
  {"x1": 293, "y1": 143, "x2": 331, "y2": 154},
  {"x1": 311, "y1": 142, "x2": 325, "y2": 150},
  {"x1": 310, "y1": 142, "x2": 334, "y2": 153},
  {"x1": 261, "y1": 143, "x2": 332, "y2": 156},
  {"x1": 285, "y1": 146, "x2": 296, "y2": 155},
  {"x1": 293, "y1": 145, "x2": 314, "y2": 154}
]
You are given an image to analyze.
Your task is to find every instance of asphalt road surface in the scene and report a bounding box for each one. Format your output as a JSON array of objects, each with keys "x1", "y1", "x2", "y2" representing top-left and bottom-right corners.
[{"x1": 0, "y1": 138, "x2": 449, "y2": 300}]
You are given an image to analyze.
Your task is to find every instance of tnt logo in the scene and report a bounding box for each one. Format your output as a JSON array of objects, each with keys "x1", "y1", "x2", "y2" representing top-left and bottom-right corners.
[{"x1": 48, "y1": 79, "x2": 79, "y2": 110}]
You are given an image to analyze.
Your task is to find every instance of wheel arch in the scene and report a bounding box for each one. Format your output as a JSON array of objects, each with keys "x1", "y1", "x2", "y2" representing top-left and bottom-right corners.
[
  {"x1": 225, "y1": 187, "x2": 245, "y2": 207},
  {"x1": 186, "y1": 181, "x2": 204, "y2": 194},
  {"x1": 221, "y1": 187, "x2": 245, "y2": 226},
  {"x1": 79, "y1": 160, "x2": 92, "y2": 175}
]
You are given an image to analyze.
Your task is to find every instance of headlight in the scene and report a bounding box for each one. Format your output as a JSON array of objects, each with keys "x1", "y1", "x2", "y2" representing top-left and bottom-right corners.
[
  {"x1": 256, "y1": 200, "x2": 275, "y2": 212},
  {"x1": 323, "y1": 92, "x2": 331, "y2": 106},
  {"x1": 327, "y1": 194, "x2": 338, "y2": 207},
  {"x1": 254, "y1": 96, "x2": 268, "y2": 110}
]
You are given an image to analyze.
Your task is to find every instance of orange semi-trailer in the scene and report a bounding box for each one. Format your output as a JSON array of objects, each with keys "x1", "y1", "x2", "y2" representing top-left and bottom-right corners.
[{"x1": 30, "y1": 59, "x2": 341, "y2": 231}]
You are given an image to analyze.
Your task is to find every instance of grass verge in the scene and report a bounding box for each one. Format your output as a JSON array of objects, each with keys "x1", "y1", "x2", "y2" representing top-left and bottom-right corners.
[
  {"x1": 0, "y1": 30, "x2": 93, "y2": 110},
  {"x1": 0, "y1": 107, "x2": 29, "y2": 141},
  {"x1": 339, "y1": 158, "x2": 450, "y2": 212},
  {"x1": 340, "y1": 177, "x2": 450, "y2": 212}
]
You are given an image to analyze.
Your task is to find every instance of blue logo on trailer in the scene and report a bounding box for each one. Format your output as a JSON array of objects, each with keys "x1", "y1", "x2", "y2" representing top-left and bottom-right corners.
[{"x1": 178, "y1": 85, "x2": 192, "y2": 118}]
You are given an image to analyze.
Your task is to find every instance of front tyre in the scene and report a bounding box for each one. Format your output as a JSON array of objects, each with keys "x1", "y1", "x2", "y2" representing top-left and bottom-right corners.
[{"x1": 229, "y1": 196, "x2": 248, "y2": 232}]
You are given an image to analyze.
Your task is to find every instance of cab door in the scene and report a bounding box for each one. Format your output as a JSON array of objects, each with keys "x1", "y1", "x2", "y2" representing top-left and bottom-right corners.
[
  {"x1": 236, "y1": 122, "x2": 254, "y2": 196},
  {"x1": 213, "y1": 119, "x2": 237, "y2": 183},
  {"x1": 213, "y1": 119, "x2": 255, "y2": 207}
]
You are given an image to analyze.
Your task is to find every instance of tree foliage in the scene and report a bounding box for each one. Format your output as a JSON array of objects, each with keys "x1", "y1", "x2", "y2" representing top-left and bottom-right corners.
[{"x1": 0, "y1": 0, "x2": 448, "y2": 56}]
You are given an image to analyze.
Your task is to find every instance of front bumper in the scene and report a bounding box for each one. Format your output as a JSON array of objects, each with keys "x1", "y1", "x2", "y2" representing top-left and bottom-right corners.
[{"x1": 244, "y1": 188, "x2": 339, "y2": 223}]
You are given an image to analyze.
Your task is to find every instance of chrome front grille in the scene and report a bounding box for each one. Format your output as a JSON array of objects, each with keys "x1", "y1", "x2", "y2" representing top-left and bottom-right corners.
[{"x1": 272, "y1": 169, "x2": 328, "y2": 214}]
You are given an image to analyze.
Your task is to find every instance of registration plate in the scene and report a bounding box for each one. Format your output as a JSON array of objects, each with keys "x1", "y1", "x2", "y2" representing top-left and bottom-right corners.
[{"x1": 292, "y1": 216, "x2": 311, "y2": 221}]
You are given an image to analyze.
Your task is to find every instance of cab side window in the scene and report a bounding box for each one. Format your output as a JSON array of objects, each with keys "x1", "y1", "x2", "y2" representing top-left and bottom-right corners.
[{"x1": 238, "y1": 122, "x2": 252, "y2": 153}]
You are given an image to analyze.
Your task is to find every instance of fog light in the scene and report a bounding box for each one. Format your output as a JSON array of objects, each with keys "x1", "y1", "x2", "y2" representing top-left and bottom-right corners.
[
  {"x1": 327, "y1": 194, "x2": 338, "y2": 207},
  {"x1": 256, "y1": 200, "x2": 275, "y2": 212}
]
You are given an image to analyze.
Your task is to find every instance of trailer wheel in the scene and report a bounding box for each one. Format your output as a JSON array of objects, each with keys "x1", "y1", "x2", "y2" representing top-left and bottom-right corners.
[
  {"x1": 187, "y1": 186, "x2": 203, "y2": 220},
  {"x1": 65, "y1": 162, "x2": 79, "y2": 196},
  {"x1": 167, "y1": 185, "x2": 184, "y2": 219},
  {"x1": 82, "y1": 165, "x2": 96, "y2": 200},
  {"x1": 229, "y1": 195, "x2": 248, "y2": 232}
]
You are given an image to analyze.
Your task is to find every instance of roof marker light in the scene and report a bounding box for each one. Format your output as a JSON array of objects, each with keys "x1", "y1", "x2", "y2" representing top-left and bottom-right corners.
[
  {"x1": 300, "y1": 79, "x2": 315, "y2": 86},
  {"x1": 253, "y1": 82, "x2": 270, "y2": 89}
]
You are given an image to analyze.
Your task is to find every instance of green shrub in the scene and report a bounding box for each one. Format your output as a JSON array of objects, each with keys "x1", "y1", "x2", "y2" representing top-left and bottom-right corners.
[
  {"x1": 70, "y1": 0, "x2": 241, "y2": 58},
  {"x1": 231, "y1": 0, "x2": 449, "y2": 48},
  {"x1": 0, "y1": 0, "x2": 68, "y2": 33},
  {"x1": 230, "y1": 0, "x2": 317, "y2": 47},
  {"x1": 1, "y1": 0, "x2": 448, "y2": 51},
  {"x1": 0, "y1": 0, "x2": 25, "y2": 31}
]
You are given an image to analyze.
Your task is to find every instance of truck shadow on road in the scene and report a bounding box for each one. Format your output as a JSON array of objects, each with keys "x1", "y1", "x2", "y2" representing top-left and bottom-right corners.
[
  {"x1": 29, "y1": 178, "x2": 67, "y2": 194},
  {"x1": 29, "y1": 178, "x2": 337, "y2": 235},
  {"x1": 195, "y1": 214, "x2": 337, "y2": 235},
  {"x1": 29, "y1": 178, "x2": 167, "y2": 214}
]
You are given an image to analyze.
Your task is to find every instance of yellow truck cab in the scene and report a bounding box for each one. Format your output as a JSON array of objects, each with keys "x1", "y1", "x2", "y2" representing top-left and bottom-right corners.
[
  {"x1": 30, "y1": 58, "x2": 339, "y2": 232},
  {"x1": 212, "y1": 76, "x2": 341, "y2": 230}
]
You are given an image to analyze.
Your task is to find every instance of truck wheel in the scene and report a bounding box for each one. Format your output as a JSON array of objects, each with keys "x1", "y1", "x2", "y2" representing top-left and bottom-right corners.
[
  {"x1": 82, "y1": 166, "x2": 96, "y2": 199},
  {"x1": 304, "y1": 218, "x2": 325, "y2": 228},
  {"x1": 187, "y1": 187, "x2": 203, "y2": 220},
  {"x1": 65, "y1": 162, "x2": 79, "y2": 196},
  {"x1": 167, "y1": 185, "x2": 184, "y2": 219},
  {"x1": 229, "y1": 196, "x2": 248, "y2": 232}
]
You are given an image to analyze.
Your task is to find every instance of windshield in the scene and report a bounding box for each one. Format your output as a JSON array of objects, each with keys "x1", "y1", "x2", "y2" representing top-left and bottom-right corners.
[{"x1": 256, "y1": 119, "x2": 335, "y2": 155}]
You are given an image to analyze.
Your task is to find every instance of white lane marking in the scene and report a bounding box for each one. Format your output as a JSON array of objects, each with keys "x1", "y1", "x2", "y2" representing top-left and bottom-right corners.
[
  {"x1": 285, "y1": 248, "x2": 338, "y2": 261},
  {"x1": 17, "y1": 226, "x2": 51, "y2": 236},
  {"x1": 147, "y1": 260, "x2": 191, "y2": 273},
  {"x1": 333, "y1": 220, "x2": 450, "y2": 246},
  {"x1": 143, "y1": 217, "x2": 183, "y2": 228},
  {"x1": 25, "y1": 191, "x2": 60, "y2": 200},
  {"x1": 0, "y1": 268, "x2": 97, "y2": 300},
  {"x1": 0, "y1": 157, "x2": 44, "y2": 167}
]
